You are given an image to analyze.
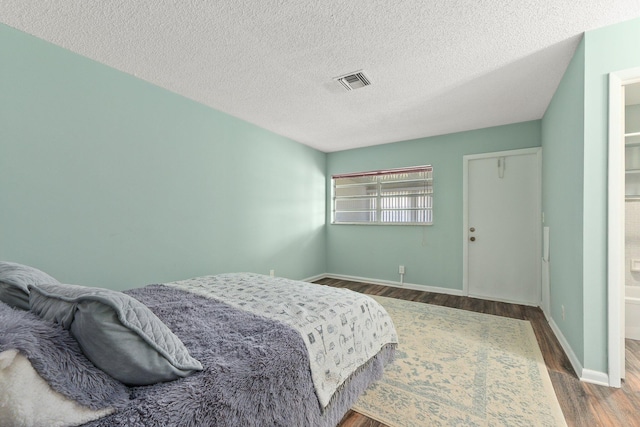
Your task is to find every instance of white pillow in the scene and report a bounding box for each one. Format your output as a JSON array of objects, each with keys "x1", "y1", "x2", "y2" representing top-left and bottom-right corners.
[{"x1": 0, "y1": 349, "x2": 114, "y2": 427}]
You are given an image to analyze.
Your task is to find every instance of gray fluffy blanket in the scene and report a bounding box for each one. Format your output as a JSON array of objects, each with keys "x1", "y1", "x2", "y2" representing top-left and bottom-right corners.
[
  {"x1": 83, "y1": 285, "x2": 395, "y2": 427},
  {"x1": 0, "y1": 303, "x2": 129, "y2": 410}
]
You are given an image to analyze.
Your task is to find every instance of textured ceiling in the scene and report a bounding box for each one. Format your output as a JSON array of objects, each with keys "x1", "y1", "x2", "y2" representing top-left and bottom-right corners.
[{"x1": 1, "y1": 1, "x2": 640, "y2": 152}]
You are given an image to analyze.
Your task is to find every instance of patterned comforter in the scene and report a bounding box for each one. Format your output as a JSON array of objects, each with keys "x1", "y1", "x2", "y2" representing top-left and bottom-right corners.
[{"x1": 166, "y1": 273, "x2": 398, "y2": 408}]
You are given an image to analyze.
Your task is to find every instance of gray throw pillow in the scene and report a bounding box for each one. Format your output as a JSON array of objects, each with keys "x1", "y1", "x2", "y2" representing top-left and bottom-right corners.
[
  {"x1": 0, "y1": 301, "x2": 129, "y2": 410},
  {"x1": 0, "y1": 261, "x2": 60, "y2": 310},
  {"x1": 29, "y1": 282, "x2": 203, "y2": 385}
]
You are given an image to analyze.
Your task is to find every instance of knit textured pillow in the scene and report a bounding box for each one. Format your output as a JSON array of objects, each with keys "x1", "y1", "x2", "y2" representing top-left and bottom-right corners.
[
  {"x1": 29, "y1": 282, "x2": 203, "y2": 385},
  {"x1": 0, "y1": 261, "x2": 59, "y2": 310}
]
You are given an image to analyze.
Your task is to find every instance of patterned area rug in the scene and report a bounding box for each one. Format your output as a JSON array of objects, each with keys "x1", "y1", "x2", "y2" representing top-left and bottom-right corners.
[{"x1": 352, "y1": 295, "x2": 567, "y2": 427}]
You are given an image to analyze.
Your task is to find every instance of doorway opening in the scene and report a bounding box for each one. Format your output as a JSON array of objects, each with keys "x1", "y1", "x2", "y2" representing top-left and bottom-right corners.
[{"x1": 608, "y1": 68, "x2": 640, "y2": 387}]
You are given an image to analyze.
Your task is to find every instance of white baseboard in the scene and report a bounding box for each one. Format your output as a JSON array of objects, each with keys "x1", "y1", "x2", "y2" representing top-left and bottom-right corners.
[
  {"x1": 548, "y1": 317, "x2": 583, "y2": 377},
  {"x1": 581, "y1": 369, "x2": 609, "y2": 386},
  {"x1": 547, "y1": 317, "x2": 609, "y2": 386},
  {"x1": 302, "y1": 273, "x2": 327, "y2": 283},
  {"x1": 313, "y1": 273, "x2": 465, "y2": 296}
]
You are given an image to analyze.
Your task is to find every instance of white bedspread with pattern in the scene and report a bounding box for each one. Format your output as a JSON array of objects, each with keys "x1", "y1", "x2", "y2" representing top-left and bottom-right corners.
[{"x1": 165, "y1": 273, "x2": 398, "y2": 408}]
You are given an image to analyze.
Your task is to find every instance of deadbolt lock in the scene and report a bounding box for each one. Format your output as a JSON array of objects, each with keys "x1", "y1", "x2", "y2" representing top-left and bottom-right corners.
[{"x1": 470, "y1": 227, "x2": 475, "y2": 232}]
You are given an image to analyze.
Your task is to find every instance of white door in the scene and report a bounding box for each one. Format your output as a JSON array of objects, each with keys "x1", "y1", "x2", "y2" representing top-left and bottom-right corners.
[{"x1": 464, "y1": 148, "x2": 541, "y2": 305}]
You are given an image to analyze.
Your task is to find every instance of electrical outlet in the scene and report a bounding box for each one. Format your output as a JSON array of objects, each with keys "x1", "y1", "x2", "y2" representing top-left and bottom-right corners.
[
  {"x1": 270, "y1": 269, "x2": 275, "y2": 277},
  {"x1": 399, "y1": 265, "x2": 405, "y2": 274},
  {"x1": 562, "y1": 305, "x2": 565, "y2": 320}
]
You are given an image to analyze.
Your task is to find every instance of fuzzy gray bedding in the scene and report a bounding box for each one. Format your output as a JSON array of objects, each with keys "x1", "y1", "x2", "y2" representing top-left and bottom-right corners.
[{"x1": 0, "y1": 266, "x2": 397, "y2": 427}]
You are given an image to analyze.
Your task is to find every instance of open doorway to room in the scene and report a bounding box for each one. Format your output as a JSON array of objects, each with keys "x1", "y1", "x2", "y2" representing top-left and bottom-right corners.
[
  {"x1": 608, "y1": 69, "x2": 640, "y2": 388},
  {"x1": 622, "y1": 82, "x2": 640, "y2": 388}
]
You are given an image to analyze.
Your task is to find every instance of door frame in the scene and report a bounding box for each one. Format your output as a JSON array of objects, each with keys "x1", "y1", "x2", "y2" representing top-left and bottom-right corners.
[
  {"x1": 462, "y1": 147, "x2": 543, "y2": 302},
  {"x1": 607, "y1": 67, "x2": 640, "y2": 388}
]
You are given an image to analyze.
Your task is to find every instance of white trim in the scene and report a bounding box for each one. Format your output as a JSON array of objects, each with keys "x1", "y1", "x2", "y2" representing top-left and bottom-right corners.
[
  {"x1": 316, "y1": 273, "x2": 466, "y2": 296},
  {"x1": 548, "y1": 317, "x2": 584, "y2": 379},
  {"x1": 462, "y1": 147, "x2": 542, "y2": 303},
  {"x1": 610, "y1": 66, "x2": 640, "y2": 84},
  {"x1": 302, "y1": 273, "x2": 328, "y2": 283},
  {"x1": 582, "y1": 369, "x2": 610, "y2": 387},
  {"x1": 463, "y1": 154, "x2": 470, "y2": 294},
  {"x1": 549, "y1": 317, "x2": 582, "y2": 375},
  {"x1": 541, "y1": 257, "x2": 551, "y2": 319},
  {"x1": 607, "y1": 67, "x2": 640, "y2": 388},
  {"x1": 608, "y1": 72, "x2": 625, "y2": 388}
]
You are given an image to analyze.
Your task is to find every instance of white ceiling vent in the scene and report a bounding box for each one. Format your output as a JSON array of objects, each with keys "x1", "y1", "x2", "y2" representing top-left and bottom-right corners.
[{"x1": 335, "y1": 71, "x2": 371, "y2": 91}]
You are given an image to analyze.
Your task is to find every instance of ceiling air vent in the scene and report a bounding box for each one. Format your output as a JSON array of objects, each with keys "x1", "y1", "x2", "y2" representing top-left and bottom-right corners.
[{"x1": 335, "y1": 71, "x2": 371, "y2": 91}]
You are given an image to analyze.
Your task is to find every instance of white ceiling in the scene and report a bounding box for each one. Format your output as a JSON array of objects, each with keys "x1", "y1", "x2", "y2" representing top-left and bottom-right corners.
[{"x1": 2, "y1": 1, "x2": 640, "y2": 152}]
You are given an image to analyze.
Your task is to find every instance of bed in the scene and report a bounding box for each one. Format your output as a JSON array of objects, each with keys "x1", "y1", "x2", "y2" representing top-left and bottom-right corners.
[{"x1": 0, "y1": 263, "x2": 398, "y2": 427}]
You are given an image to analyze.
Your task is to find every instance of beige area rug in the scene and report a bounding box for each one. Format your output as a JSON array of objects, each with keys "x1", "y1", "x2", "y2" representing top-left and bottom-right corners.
[{"x1": 353, "y1": 295, "x2": 567, "y2": 427}]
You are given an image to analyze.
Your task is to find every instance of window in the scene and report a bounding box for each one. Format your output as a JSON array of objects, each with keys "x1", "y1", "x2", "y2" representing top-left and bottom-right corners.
[{"x1": 332, "y1": 165, "x2": 433, "y2": 225}]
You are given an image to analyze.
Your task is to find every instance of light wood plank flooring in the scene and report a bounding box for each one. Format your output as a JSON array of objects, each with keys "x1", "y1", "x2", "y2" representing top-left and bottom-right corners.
[{"x1": 314, "y1": 278, "x2": 640, "y2": 427}]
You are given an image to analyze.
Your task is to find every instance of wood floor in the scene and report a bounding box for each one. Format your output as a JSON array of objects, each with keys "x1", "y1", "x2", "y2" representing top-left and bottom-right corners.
[{"x1": 314, "y1": 277, "x2": 640, "y2": 427}]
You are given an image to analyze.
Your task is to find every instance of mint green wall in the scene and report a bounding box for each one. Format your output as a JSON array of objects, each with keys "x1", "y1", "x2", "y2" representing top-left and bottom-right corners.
[
  {"x1": 5, "y1": 15, "x2": 639, "y2": 377},
  {"x1": 541, "y1": 17, "x2": 640, "y2": 375},
  {"x1": 326, "y1": 121, "x2": 541, "y2": 289},
  {"x1": 582, "y1": 17, "x2": 640, "y2": 372},
  {"x1": 541, "y1": 39, "x2": 585, "y2": 365},
  {"x1": 0, "y1": 24, "x2": 326, "y2": 290}
]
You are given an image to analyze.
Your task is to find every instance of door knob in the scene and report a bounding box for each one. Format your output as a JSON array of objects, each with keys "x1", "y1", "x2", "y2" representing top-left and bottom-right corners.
[
  {"x1": 470, "y1": 237, "x2": 476, "y2": 242},
  {"x1": 470, "y1": 227, "x2": 475, "y2": 232}
]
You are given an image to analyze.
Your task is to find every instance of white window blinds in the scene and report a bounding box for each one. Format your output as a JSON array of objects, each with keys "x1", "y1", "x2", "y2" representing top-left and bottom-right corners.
[{"x1": 332, "y1": 165, "x2": 433, "y2": 225}]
